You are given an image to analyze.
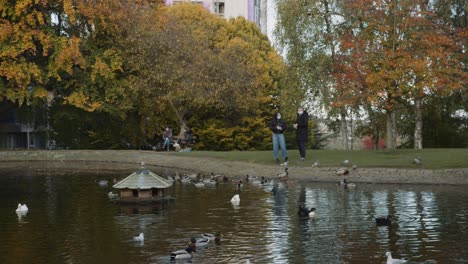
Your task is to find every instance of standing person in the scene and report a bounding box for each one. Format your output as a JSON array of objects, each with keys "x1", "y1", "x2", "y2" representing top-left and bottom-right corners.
[
  {"x1": 293, "y1": 106, "x2": 309, "y2": 161},
  {"x1": 162, "y1": 126, "x2": 173, "y2": 151},
  {"x1": 269, "y1": 112, "x2": 288, "y2": 165}
]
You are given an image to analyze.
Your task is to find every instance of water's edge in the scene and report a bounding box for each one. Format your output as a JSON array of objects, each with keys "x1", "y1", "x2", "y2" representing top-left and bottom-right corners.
[{"x1": 1, "y1": 150, "x2": 467, "y2": 185}]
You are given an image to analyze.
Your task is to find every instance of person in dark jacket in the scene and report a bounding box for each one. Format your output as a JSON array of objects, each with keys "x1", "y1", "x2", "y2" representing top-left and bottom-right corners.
[
  {"x1": 269, "y1": 112, "x2": 288, "y2": 165},
  {"x1": 293, "y1": 106, "x2": 309, "y2": 161}
]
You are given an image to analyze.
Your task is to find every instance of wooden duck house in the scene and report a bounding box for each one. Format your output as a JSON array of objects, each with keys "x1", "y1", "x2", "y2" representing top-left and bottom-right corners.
[{"x1": 112, "y1": 168, "x2": 173, "y2": 203}]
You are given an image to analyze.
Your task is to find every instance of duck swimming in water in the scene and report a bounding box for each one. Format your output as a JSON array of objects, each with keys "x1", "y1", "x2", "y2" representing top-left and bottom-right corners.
[
  {"x1": 170, "y1": 247, "x2": 193, "y2": 260},
  {"x1": 385, "y1": 251, "x2": 407, "y2": 264},
  {"x1": 230, "y1": 194, "x2": 240, "y2": 206},
  {"x1": 15, "y1": 203, "x2": 28, "y2": 213},
  {"x1": 376, "y1": 215, "x2": 392, "y2": 226},
  {"x1": 133, "y1": 233, "x2": 144, "y2": 242},
  {"x1": 202, "y1": 232, "x2": 223, "y2": 242}
]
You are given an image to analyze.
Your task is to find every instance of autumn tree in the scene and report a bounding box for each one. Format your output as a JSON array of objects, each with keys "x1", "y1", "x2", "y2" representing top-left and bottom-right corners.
[
  {"x1": 337, "y1": 0, "x2": 466, "y2": 149},
  {"x1": 125, "y1": 4, "x2": 285, "y2": 148}
]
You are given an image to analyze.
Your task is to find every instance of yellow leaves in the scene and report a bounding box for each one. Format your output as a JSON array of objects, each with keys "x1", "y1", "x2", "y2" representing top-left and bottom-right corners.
[
  {"x1": 49, "y1": 36, "x2": 84, "y2": 79},
  {"x1": 63, "y1": 0, "x2": 76, "y2": 25},
  {"x1": 64, "y1": 91, "x2": 102, "y2": 112},
  {"x1": 32, "y1": 86, "x2": 49, "y2": 99}
]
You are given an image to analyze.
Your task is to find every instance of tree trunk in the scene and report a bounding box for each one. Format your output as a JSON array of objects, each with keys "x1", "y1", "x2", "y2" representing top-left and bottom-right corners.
[
  {"x1": 414, "y1": 98, "x2": 423, "y2": 149},
  {"x1": 373, "y1": 125, "x2": 380, "y2": 150},
  {"x1": 386, "y1": 110, "x2": 397, "y2": 149},
  {"x1": 340, "y1": 109, "x2": 348, "y2": 150}
]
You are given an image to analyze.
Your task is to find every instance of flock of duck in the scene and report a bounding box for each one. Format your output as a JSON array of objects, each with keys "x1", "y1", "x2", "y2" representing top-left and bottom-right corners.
[{"x1": 13, "y1": 157, "x2": 421, "y2": 263}]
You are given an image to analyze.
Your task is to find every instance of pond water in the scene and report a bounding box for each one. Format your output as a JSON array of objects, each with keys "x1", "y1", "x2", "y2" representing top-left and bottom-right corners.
[{"x1": 1, "y1": 167, "x2": 468, "y2": 264}]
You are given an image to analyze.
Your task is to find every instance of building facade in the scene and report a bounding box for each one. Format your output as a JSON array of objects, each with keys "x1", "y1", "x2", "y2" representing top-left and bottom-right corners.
[
  {"x1": 164, "y1": 0, "x2": 275, "y2": 39},
  {"x1": 0, "y1": 101, "x2": 49, "y2": 150}
]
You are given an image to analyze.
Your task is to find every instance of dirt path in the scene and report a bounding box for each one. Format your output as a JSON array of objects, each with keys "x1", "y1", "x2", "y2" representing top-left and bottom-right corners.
[{"x1": 1, "y1": 150, "x2": 467, "y2": 185}]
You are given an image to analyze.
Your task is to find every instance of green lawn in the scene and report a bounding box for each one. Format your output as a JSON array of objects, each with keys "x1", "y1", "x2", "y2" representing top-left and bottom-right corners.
[{"x1": 174, "y1": 149, "x2": 468, "y2": 169}]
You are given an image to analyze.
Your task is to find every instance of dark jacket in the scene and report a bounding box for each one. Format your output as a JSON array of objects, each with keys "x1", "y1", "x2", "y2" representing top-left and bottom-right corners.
[
  {"x1": 296, "y1": 111, "x2": 309, "y2": 141},
  {"x1": 269, "y1": 113, "x2": 287, "y2": 134}
]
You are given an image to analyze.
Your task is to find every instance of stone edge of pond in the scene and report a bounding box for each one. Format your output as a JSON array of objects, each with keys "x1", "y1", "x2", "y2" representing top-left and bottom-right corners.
[{"x1": 1, "y1": 150, "x2": 467, "y2": 185}]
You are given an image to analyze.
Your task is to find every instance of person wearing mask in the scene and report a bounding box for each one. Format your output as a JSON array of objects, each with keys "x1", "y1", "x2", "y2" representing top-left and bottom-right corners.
[
  {"x1": 269, "y1": 112, "x2": 288, "y2": 165},
  {"x1": 162, "y1": 126, "x2": 173, "y2": 151},
  {"x1": 293, "y1": 106, "x2": 309, "y2": 161}
]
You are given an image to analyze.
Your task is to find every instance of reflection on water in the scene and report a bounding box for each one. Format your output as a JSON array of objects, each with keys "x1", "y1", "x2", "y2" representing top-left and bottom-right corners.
[{"x1": 1, "y1": 168, "x2": 468, "y2": 264}]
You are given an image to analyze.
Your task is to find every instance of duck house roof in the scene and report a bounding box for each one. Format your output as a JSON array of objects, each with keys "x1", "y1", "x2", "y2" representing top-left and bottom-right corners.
[{"x1": 113, "y1": 168, "x2": 172, "y2": 189}]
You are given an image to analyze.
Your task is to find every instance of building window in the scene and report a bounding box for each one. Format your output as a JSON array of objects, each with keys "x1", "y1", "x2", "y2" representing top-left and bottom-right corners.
[
  {"x1": 214, "y1": 1, "x2": 225, "y2": 17},
  {"x1": 132, "y1": 190, "x2": 138, "y2": 198}
]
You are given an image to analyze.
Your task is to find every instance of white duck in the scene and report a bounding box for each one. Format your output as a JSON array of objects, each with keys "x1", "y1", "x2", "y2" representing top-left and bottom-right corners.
[
  {"x1": 193, "y1": 182, "x2": 205, "y2": 188},
  {"x1": 16, "y1": 203, "x2": 28, "y2": 213},
  {"x1": 97, "y1": 180, "x2": 108, "y2": 186},
  {"x1": 108, "y1": 192, "x2": 118, "y2": 199},
  {"x1": 133, "y1": 233, "x2": 144, "y2": 242},
  {"x1": 312, "y1": 160, "x2": 319, "y2": 167},
  {"x1": 308, "y1": 208, "x2": 317, "y2": 219},
  {"x1": 385, "y1": 251, "x2": 407, "y2": 264},
  {"x1": 230, "y1": 194, "x2": 240, "y2": 206}
]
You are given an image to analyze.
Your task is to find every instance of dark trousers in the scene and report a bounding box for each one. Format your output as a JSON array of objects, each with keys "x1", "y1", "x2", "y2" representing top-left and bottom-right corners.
[{"x1": 297, "y1": 140, "x2": 307, "y2": 159}]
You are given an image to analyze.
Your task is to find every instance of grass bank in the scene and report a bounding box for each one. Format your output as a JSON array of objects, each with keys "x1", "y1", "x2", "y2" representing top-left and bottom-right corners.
[{"x1": 175, "y1": 149, "x2": 468, "y2": 169}]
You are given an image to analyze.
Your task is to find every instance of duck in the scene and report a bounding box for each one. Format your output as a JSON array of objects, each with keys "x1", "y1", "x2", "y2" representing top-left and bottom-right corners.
[
  {"x1": 180, "y1": 177, "x2": 192, "y2": 184},
  {"x1": 297, "y1": 204, "x2": 309, "y2": 217},
  {"x1": 338, "y1": 179, "x2": 356, "y2": 189},
  {"x1": 15, "y1": 203, "x2": 28, "y2": 213},
  {"x1": 251, "y1": 178, "x2": 262, "y2": 185},
  {"x1": 193, "y1": 182, "x2": 205, "y2": 188},
  {"x1": 202, "y1": 178, "x2": 217, "y2": 186},
  {"x1": 312, "y1": 160, "x2": 319, "y2": 167},
  {"x1": 260, "y1": 176, "x2": 268, "y2": 184},
  {"x1": 376, "y1": 215, "x2": 392, "y2": 226},
  {"x1": 170, "y1": 248, "x2": 193, "y2": 260},
  {"x1": 230, "y1": 194, "x2": 240, "y2": 206},
  {"x1": 336, "y1": 168, "x2": 349, "y2": 176},
  {"x1": 194, "y1": 237, "x2": 210, "y2": 247},
  {"x1": 385, "y1": 251, "x2": 407, "y2": 264},
  {"x1": 277, "y1": 167, "x2": 288, "y2": 181},
  {"x1": 338, "y1": 179, "x2": 347, "y2": 186},
  {"x1": 352, "y1": 164, "x2": 358, "y2": 170},
  {"x1": 308, "y1": 208, "x2": 317, "y2": 219},
  {"x1": 236, "y1": 180, "x2": 243, "y2": 189},
  {"x1": 412, "y1": 157, "x2": 422, "y2": 166},
  {"x1": 342, "y1": 159, "x2": 350, "y2": 166},
  {"x1": 184, "y1": 173, "x2": 199, "y2": 180},
  {"x1": 133, "y1": 233, "x2": 144, "y2": 242},
  {"x1": 202, "y1": 232, "x2": 223, "y2": 242},
  {"x1": 108, "y1": 192, "x2": 118, "y2": 199},
  {"x1": 97, "y1": 180, "x2": 108, "y2": 186}
]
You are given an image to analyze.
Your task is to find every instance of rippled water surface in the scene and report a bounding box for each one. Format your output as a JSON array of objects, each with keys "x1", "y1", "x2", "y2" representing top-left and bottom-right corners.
[{"x1": 1, "y1": 167, "x2": 468, "y2": 264}]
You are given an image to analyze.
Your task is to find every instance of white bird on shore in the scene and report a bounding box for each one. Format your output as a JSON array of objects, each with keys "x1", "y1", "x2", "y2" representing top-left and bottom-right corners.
[
  {"x1": 412, "y1": 157, "x2": 422, "y2": 166},
  {"x1": 133, "y1": 233, "x2": 144, "y2": 242},
  {"x1": 385, "y1": 251, "x2": 407, "y2": 264},
  {"x1": 16, "y1": 203, "x2": 28, "y2": 213},
  {"x1": 342, "y1": 159, "x2": 350, "y2": 166},
  {"x1": 312, "y1": 160, "x2": 319, "y2": 167}
]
